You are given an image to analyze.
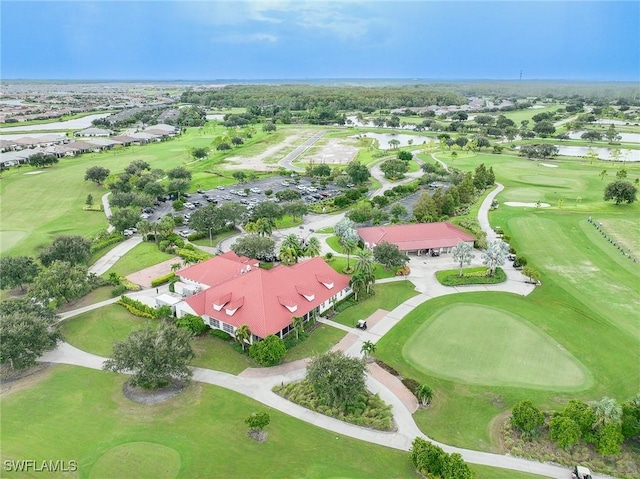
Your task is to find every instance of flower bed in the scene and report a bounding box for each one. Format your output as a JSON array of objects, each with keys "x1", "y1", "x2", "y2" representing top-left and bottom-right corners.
[{"x1": 436, "y1": 267, "x2": 506, "y2": 286}]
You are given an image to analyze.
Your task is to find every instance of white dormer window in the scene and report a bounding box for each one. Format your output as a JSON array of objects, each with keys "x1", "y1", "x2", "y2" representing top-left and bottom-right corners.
[
  {"x1": 302, "y1": 293, "x2": 315, "y2": 302},
  {"x1": 225, "y1": 307, "x2": 239, "y2": 316},
  {"x1": 321, "y1": 281, "x2": 334, "y2": 290},
  {"x1": 284, "y1": 304, "x2": 298, "y2": 313}
]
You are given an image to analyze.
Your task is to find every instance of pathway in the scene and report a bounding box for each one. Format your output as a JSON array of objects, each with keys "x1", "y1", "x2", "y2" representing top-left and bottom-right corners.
[
  {"x1": 278, "y1": 130, "x2": 326, "y2": 172},
  {"x1": 101, "y1": 192, "x2": 115, "y2": 233},
  {"x1": 88, "y1": 235, "x2": 143, "y2": 276}
]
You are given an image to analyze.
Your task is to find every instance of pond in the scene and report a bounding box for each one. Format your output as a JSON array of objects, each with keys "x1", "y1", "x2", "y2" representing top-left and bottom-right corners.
[
  {"x1": 206, "y1": 114, "x2": 225, "y2": 121},
  {"x1": 569, "y1": 130, "x2": 640, "y2": 143},
  {"x1": 350, "y1": 132, "x2": 437, "y2": 150},
  {"x1": 555, "y1": 145, "x2": 640, "y2": 162},
  {"x1": 345, "y1": 115, "x2": 415, "y2": 130},
  {"x1": 0, "y1": 113, "x2": 111, "y2": 132}
]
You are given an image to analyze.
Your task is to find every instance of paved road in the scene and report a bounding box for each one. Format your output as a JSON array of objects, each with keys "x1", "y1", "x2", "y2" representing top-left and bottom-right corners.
[{"x1": 278, "y1": 130, "x2": 326, "y2": 172}]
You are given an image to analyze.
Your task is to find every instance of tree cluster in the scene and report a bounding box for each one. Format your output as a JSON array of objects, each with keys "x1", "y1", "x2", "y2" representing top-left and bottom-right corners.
[
  {"x1": 306, "y1": 351, "x2": 367, "y2": 409},
  {"x1": 28, "y1": 153, "x2": 59, "y2": 168},
  {"x1": 373, "y1": 242, "x2": 409, "y2": 271},
  {"x1": 519, "y1": 144, "x2": 559, "y2": 160},
  {"x1": 410, "y1": 438, "x2": 475, "y2": 479},
  {"x1": 248, "y1": 334, "x2": 287, "y2": 366}
]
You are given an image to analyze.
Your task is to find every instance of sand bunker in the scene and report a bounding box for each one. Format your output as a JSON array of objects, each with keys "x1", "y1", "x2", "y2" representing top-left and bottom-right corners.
[
  {"x1": 541, "y1": 163, "x2": 558, "y2": 168},
  {"x1": 504, "y1": 202, "x2": 551, "y2": 207},
  {"x1": 24, "y1": 171, "x2": 44, "y2": 175}
]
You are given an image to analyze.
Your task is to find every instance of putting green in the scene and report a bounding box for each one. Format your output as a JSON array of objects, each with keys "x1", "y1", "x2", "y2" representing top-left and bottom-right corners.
[
  {"x1": 402, "y1": 304, "x2": 591, "y2": 390},
  {"x1": 89, "y1": 442, "x2": 181, "y2": 479}
]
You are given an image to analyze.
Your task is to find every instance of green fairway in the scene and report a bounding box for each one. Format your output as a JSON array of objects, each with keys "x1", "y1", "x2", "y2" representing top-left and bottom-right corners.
[
  {"x1": 61, "y1": 305, "x2": 157, "y2": 357},
  {"x1": 376, "y1": 152, "x2": 639, "y2": 452},
  {"x1": 471, "y1": 464, "x2": 548, "y2": 479},
  {"x1": 0, "y1": 365, "x2": 417, "y2": 479},
  {"x1": 403, "y1": 304, "x2": 590, "y2": 390},
  {"x1": 102, "y1": 241, "x2": 176, "y2": 278}
]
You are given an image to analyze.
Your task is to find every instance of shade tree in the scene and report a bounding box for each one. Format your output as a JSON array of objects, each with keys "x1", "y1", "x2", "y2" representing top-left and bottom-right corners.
[
  {"x1": 306, "y1": 351, "x2": 366, "y2": 408},
  {"x1": 481, "y1": 239, "x2": 509, "y2": 276},
  {"x1": 451, "y1": 241, "x2": 475, "y2": 277},
  {"x1": 373, "y1": 241, "x2": 409, "y2": 271},
  {"x1": 604, "y1": 180, "x2": 637, "y2": 204},
  {"x1": 0, "y1": 256, "x2": 40, "y2": 292},
  {"x1": 0, "y1": 312, "x2": 61, "y2": 370},
  {"x1": 39, "y1": 235, "x2": 92, "y2": 267},
  {"x1": 84, "y1": 166, "x2": 111, "y2": 185}
]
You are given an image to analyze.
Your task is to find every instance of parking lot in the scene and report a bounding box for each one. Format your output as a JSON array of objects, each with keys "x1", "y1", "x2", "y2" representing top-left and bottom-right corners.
[{"x1": 142, "y1": 175, "x2": 346, "y2": 236}]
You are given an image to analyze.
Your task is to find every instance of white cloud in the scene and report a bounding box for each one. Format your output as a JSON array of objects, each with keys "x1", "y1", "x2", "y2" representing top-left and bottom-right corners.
[
  {"x1": 214, "y1": 32, "x2": 279, "y2": 44},
  {"x1": 178, "y1": 0, "x2": 376, "y2": 40}
]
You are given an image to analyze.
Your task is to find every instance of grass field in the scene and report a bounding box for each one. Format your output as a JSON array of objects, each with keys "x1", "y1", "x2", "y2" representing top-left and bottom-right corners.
[
  {"x1": 0, "y1": 124, "x2": 286, "y2": 257},
  {"x1": 331, "y1": 281, "x2": 418, "y2": 327},
  {"x1": 0, "y1": 365, "x2": 418, "y2": 479},
  {"x1": 376, "y1": 152, "x2": 640, "y2": 452},
  {"x1": 327, "y1": 256, "x2": 396, "y2": 279},
  {"x1": 102, "y1": 241, "x2": 176, "y2": 278},
  {"x1": 402, "y1": 304, "x2": 591, "y2": 389}
]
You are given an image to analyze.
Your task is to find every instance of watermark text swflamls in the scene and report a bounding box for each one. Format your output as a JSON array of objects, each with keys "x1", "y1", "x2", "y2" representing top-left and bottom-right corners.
[{"x1": 3, "y1": 460, "x2": 78, "y2": 473}]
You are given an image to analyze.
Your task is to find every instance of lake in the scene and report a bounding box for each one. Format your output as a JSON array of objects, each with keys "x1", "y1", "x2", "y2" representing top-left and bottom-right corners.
[
  {"x1": 0, "y1": 113, "x2": 111, "y2": 132},
  {"x1": 569, "y1": 130, "x2": 640, "y2": 143},
  {"x1": 555, "y1": 145, "x2": 640, "y2": 162},
  {"x1": 350, "y1": 132, "x2": 437, "y2": 149}
]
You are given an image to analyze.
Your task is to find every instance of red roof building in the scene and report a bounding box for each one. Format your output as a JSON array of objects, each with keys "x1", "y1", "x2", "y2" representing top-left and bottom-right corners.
[
  {"x1": 358, "y1": 222, "x2": 475, "y2": 254},
  {"x1": 175, "y1": 252, "x2": 351, "y2": 342}
]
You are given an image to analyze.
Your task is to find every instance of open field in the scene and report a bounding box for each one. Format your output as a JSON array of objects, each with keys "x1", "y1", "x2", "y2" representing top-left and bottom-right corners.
[
  {"x1": 376, "y1": 152, "x2": 640, "y2": 452},
  {"x1": 0, "y1": 365, "x2": 417, "y2": 479},
  {"x1": 102, "y1": 241, "x2": 176, "y2": 278},
  {"x1": 331, "y1": 281, "x2": 418, "y2": 327}
]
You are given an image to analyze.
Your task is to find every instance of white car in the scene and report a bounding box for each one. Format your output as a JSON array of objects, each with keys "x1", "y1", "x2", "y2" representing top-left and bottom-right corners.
[
  {"x1": 297, "y1": 184, "x2": 306, "y2": 190},
  {"x1": 307, "y1": 187, "x2": 317, "y2": 192},
  {"x1": 140, "y1": 213, "x2": 150, "y2": 219},
  {"x1": 217, "y1": 186, "x2": 225, "y2": 190}
]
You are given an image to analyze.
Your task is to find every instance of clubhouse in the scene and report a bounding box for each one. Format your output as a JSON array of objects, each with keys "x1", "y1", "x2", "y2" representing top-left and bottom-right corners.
[
  {"x1": 174, "y1": 252, "x2": 351, "y2": 343},
  {"x1": 357, "y1": 222, "x2": 475, "y2": 256}
]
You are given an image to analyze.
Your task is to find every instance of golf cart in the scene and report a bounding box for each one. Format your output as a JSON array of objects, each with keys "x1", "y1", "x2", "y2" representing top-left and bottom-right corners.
[
  {"x1": 356, "y1": 320, "x2": 367, "y2": 330},
  {"x1": 571, "y1": 465, "x2": 592, "y2": 479}
]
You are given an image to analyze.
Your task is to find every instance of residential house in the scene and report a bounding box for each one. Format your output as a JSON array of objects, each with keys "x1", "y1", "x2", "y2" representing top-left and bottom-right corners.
[{"x1": 74, "y1": 127, "x2": 114, "y2": 137}]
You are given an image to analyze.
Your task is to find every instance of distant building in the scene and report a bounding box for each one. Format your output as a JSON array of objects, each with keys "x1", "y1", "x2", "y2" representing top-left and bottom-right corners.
[
  {"x1": 358, "y1": 222, "x2": 475, "y2": 256},
  {"x1": 75, "y1": 127, "x2": 113, "y2": 137}
]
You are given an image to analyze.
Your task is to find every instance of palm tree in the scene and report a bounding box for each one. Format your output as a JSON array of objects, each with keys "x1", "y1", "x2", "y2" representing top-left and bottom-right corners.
[
  {"x1": 243, "y1": 221, "x2": 258, "y2": 234},
  {"x1": 279, "y1": 246, "x2": 298, "y2": 266},
  {"x1": 235, "y1": 324, "x2": 251, "y2": 352},
  {"x1": 354, "y1": 249, "x2": 377, "y2": 292},
  {"x1": 593, "y1": 396, "x2": 622, "y2": 429},
  {"x1": 303, "y1": 236, "x2": 321, "y2": 258},
  {"x1": 280, "y1": 234, "x2": 302, "y2": 264},
  {"x1": 416, "y1": 384, "x2": 434, "y2": 407},
  {"x1": 136, "y1": 220, "x2": 152, "y2": 241},
  {"x1": 350, "y1": 272, "x2": 367, "y2": 301},
  {"x1": 170, "y1": 263, "x2": 181, "y2": 273},
  {"x1": 360, "y1": 340, "x2": 376, "y2": 360},
  {"x1": 256, "y1": 217, "x2": 275, "y2": 237},
  {"x1": 341, "y1": 238, "x2": 358, "y2": 273},
  {"x1": 292, "y1": 316, "x2": 304, "y2": 339}
]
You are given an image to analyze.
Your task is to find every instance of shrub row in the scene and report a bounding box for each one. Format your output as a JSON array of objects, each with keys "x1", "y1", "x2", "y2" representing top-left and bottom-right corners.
[
  {"x1": 410, "y1": 438, "x2": 475, "y2": 479},
  {"x1": 117, "y1": 295, "x2": 156, "y2": 319},
  {"x1": 175, "y1": 248, "x2": 212, "y2": 263},
  {"x1": 436, "y1": 267, "x2": 506, "y2": 286},
  {"x1": 90, "y1": 233, "x2": 124, "y2": 254},
  {"x1": 174, "y1": 313, "x2": 208, "y2": 335},
  {"x1": 210, "y1": 329, "x2": 233, "y2": 341},
  {"x1": 151, "y1": 272, "x2": 176, "y2": 287}
]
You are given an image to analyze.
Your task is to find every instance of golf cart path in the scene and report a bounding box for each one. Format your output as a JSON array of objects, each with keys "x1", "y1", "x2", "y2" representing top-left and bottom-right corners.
[{"x1": 40, "y1": 341, "x2": 585, "y2": 478}]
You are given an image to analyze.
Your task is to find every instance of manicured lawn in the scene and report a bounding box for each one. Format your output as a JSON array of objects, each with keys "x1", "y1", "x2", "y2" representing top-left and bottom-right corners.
[
  {"x1": 283, "y1": 323, "x2": 346, "y2": 362},
  {"x1": 190, "y1": 228, "x2": 238, "y2": 248},
  {"x1": 376, "y1": 153, "x2": 639, "y2": 452},
  {"x1": 326, "y1": 235, "x2": 346, "y2": 253},
  {"x1": 102, "y1": 242, "x2": 176, "y2": 278},
  {"x1": 402, "y1": 303, "x2": 591, "y2": 389},
  {"x1": 57, "y1": 286, "x2": 114, "y2": 313},
  {"x1": 275, "y1": 214, "x2": 303, "y2": 229},
  {"x1": 61, "y1": 305, "x2": 157, "y2": 357},
  {"x1": 435, "y1": 266, "x2": 506, "y2": 285},
  {"x1": 471, "y1": 464, "x2": 548, "y2": 479},
  {"x1": 326, "y1": 256, "x2": 396, "y2": 279},
  {"x1": 331, "y1": 281, "x2": 418, "y2": 327},
  {"x1": 191, "y1": 335, "x2": 259, "y2": 374},
  {"x1": 0, "y1": 365, "x2": 417, "y2": 478},
  {"x1": 315, "y1": 227, "x2": 333, "y2": 234}
]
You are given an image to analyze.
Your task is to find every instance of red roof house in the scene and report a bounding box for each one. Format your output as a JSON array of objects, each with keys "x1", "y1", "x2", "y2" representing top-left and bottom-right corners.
[
  {"x1": 358, "y1": 222, "x2": 475, "y2": 253},
  {"x1": 175, "y1": 253, "x2": 351, "y2": 341}
]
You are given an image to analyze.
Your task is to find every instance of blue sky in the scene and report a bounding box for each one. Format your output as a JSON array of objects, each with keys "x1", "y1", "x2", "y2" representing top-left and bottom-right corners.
[{"x1": 2, "y1": 1, "x2": 638, "y2": 81}]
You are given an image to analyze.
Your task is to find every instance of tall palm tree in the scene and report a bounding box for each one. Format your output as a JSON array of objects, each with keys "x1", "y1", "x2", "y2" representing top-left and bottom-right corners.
[
  {"x1": 341, "y1": 238, "x2": 358, "y2": 272},
  {"x1": 292, "y1": 316, "x2": 304, "y2": 339},
  {"x1": 303, "y1": 236, "x2": 321, "y2": 258},
  {"x1": 279, "y1": 246, "x2": 298, "y2": 266},
  {"x1": 350, "y1": 272, "x2": 367, "y2": 301},
  {"x1": 280, "y1": 234, "x2": 302, "y2": 264},
  {"x1": 136, "y1": 220, "x2": 152, "y2": 241},
  {"x1": 416, "y1": 384, "x2": 434, "y2": 407},
  {"x1": 235, "y1": 324, "x2": 251, "y2": 352},
  {"x1": 354, "y1": 249, "x2": 375, "y2": 275},
  {"x1": 360, "y1": 340, "x2": 376, "y2": 359},
  {"x1": 256, "y1": 217, "x2": 275, "y2": 237}
]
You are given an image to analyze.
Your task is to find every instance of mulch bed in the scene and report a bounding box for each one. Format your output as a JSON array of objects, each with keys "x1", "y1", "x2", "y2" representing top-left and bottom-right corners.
[{"x1": 122, "y1": 379, "x2": 186, "y2": 405}]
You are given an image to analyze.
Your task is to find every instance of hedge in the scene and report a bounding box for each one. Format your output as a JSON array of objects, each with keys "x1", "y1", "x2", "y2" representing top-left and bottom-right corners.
[
  {"x1": 90, "y1": 234, "x2": 124, "y2": 254},
  {"x1": 151, "y1": 272, "x2": 176, "y2": 287},
  {"x1": 410, "y1": 438, "x2": 475, "y2": 479},
  {"x1": 175, "y1": 248, "x2": 212, "y2": 263},
  {"x1": 117, "y1": 295, "x2": 156, "y2": 319}
]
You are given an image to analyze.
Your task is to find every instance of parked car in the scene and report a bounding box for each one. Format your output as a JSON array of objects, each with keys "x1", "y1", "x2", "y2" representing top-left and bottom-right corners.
[
  {"x1": 250, "y1": 187, "x2": 262, "y2": 194},
  {"x1": 197, "y1": 189, "x2": 205, "y2": 194},
  {"x1": 571, "y1": 466, "x2": 592, "y2": 479},
  {"x1": 217, "y1": 186, "x2": 225, "y2": 190},
  {"x1": 430, "y1": 250, "x2": 440, "y2": 257}
]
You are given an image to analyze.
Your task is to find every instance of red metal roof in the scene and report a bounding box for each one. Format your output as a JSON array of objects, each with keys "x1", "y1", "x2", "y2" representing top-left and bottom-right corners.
[
  {"x1": 178, "y1": 251, "x2": 258, "y2": 288},
  {"x1": 357, "y1": 222, "x2": 475, "y2": 251},
  {"x1": 183, "y1": 256, "x2": 350, "y2": 338}
]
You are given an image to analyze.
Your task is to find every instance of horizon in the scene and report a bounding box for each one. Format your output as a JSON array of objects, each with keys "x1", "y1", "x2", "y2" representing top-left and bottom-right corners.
[{"x1": 2, "y1": 1, "x2": 638, "y2": 82}]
